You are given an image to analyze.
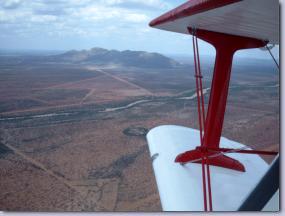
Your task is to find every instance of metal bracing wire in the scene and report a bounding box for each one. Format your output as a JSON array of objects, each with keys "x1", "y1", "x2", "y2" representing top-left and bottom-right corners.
[{"x1": 265, "y1": 44, "x2": 279, "y2": 70}]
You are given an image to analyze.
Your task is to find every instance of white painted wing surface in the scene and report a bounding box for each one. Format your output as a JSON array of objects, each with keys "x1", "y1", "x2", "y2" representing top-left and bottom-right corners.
[{"x1": 146, "y1": 125, "x2": 269, "y2": 211}]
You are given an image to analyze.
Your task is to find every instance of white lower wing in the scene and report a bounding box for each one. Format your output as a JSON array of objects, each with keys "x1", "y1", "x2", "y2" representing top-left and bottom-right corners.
[{"x1": 146, "y1": 125, "x2": 270, "y2": 211}]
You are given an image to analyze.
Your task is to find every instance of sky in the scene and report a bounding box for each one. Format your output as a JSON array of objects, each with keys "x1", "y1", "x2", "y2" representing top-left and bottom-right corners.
[{"x1": 0, "y1": 0, "x2": 279, "y2": 59}]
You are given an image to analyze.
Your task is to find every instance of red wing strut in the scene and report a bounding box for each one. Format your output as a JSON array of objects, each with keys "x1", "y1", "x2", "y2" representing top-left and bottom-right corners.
[{"x1": 147, "y1": 0, "x2": 279, "y2": 211}]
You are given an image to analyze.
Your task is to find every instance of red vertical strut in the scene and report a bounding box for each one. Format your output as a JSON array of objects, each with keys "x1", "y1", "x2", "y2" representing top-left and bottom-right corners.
[
  {"x1": 176, "y1": 28, "x2": 273, "y2": 212},
  {"x1": 175, "y1": 28, "x2": 267, "y2": 172},
  {"x1": 192, "y1": 29, "x2": 267, "y2": 150}
]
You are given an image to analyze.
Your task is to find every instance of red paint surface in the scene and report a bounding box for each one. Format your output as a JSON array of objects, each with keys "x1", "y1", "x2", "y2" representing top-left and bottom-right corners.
[
  {"x1": 175, "y1": 147, "x2": 246, "y2": 172},
  {"x1": 149, "y1": 0, "x2": 241, "y2": 27},
  {"x1": 190, "y1": 28, "x2": 267, "y2": 150},
  {"x1": 175, "y1": 29, "x2": 267, "y2": 172}
]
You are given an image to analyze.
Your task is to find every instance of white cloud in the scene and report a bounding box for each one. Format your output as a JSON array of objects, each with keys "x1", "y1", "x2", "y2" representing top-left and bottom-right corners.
[
  {"x1": 1, "y1": 0, "x2": 23, "y2": 9},
  {"x1": 69, "y1": 5, "x2": 149, "y2": 24},
  {"x1": 0, "y1": 0, "x2": 187, "y2": 51},
  {"x1": 103, "y1": 0, "x2": 171, "y2": 10},
  {"x1": 124, "y1": 13, "x2": 148, "y2": 23},
  {"x1": 30, "y1": 15, "x2": 57, "y2": 23},
  {"x1": 0, "y1": 9, "x2": 29, "y2": 23}
]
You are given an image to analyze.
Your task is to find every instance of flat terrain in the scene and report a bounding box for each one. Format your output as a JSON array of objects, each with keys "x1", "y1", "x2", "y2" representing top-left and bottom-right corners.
[{"x1": 0, "y1": 56, "x2": 279, "y2": 211}]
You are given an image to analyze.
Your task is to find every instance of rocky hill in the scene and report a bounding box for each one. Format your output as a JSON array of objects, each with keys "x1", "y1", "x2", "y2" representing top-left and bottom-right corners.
[{"x1": 53, "y1": 47, "x2": 181, "y2": 68}]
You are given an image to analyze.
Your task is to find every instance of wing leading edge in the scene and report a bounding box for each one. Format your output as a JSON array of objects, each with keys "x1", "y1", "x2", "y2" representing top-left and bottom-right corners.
[{"x1": 150, "y1": 0, "x2": 279, "y2": 44}]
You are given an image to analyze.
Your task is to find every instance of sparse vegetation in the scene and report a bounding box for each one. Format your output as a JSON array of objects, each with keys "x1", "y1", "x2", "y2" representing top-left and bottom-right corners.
[{"x1": 0, "y1": 53, "x2": 279, "y2": 211}]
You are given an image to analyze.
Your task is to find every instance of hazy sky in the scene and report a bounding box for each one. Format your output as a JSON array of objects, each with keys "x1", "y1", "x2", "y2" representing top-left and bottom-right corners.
[{"x1": 0, "y1": 0, "x2": 279, "y2": 59}]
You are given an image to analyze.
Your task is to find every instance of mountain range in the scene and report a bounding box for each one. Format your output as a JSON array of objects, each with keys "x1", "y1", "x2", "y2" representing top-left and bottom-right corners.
[{"x1": 50, "y1": 47, "x2": 181, "y2": 68}]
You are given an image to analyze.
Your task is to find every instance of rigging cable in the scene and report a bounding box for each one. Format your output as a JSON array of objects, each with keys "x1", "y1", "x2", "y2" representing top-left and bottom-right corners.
[
  {"x1": 265, "y1": 44, "x2": 279, "y2": 70},
  {"x1": 195, "y1": 33, "x2": 213, "y2": 211},
  {"x1": 192, "y1": 30, "x2": 212, "y2": 211}
]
